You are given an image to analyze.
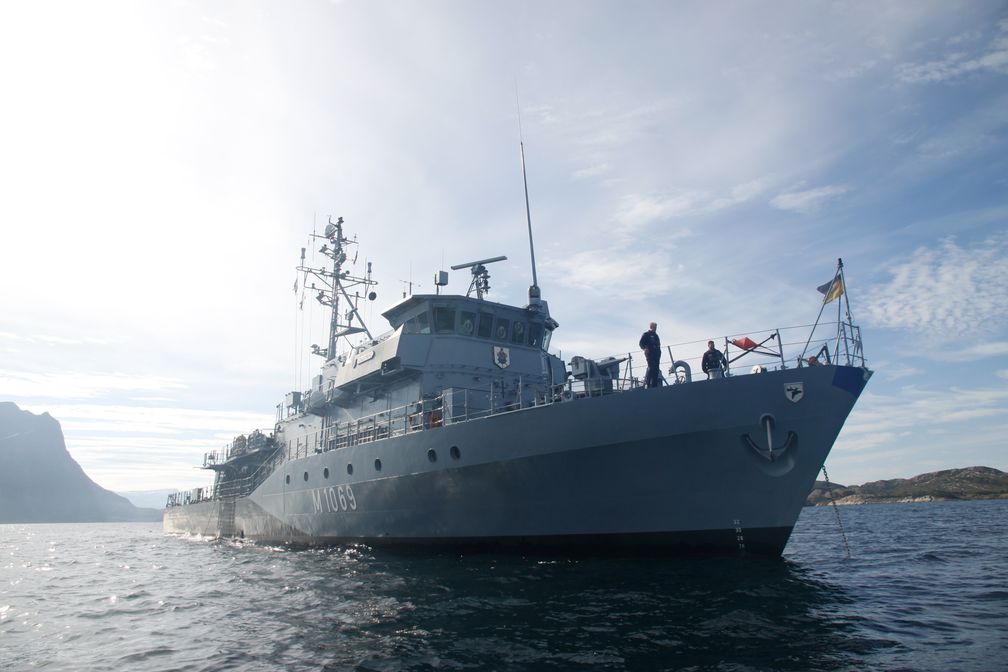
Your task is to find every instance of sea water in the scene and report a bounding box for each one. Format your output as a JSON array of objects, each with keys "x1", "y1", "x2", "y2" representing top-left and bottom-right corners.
[{"x1": 1, "y1": 500, "x2": 1006, "y2": 671}]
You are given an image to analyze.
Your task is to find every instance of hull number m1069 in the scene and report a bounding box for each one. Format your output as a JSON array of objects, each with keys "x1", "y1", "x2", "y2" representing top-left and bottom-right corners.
[{"x1": 310, "y1": 485, "x2": 357, "y2": 514}]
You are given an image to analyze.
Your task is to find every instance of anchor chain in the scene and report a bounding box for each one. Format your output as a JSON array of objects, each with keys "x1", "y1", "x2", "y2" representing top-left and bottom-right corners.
[{"x1": 821, "y1": 465, "x2": 851, "y2": 558}]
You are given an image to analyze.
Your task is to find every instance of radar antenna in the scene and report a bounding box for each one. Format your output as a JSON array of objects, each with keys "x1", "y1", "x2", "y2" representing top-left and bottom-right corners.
[
  {"x1": 450, "y1": 256, "x2": 507, "y2": 300},
  {"x1": 297, "y1": 215, "x2": 378, "y2": 361}
]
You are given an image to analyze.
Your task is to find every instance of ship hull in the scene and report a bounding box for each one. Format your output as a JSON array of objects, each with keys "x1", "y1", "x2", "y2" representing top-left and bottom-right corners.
[{"x1": 165, "y1": 364, "x2": 869, "y2": 556}]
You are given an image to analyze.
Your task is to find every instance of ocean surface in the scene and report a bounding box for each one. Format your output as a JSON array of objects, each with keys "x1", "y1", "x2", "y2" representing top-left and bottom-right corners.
[{"x1": 2, "y1": 500, "x2": 1006, "y2": 672}]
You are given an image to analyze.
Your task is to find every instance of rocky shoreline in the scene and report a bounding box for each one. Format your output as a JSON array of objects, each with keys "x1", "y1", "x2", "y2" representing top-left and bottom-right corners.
[{"x1": 806, "y1": 466, "x2": 1008, "y2": 506}]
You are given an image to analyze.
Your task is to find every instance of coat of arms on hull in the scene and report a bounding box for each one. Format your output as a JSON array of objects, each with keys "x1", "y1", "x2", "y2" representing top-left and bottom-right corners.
[
  {"x1": 493, "y1": 346, "x2": 511, "y2": 369},
  {"x1": 785, "y1": 382, "x2": 804, "y2": 403}
]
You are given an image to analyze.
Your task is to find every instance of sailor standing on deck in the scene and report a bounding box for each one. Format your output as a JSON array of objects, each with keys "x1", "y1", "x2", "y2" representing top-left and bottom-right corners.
[
  {"x1": 702, "y1": 340, "x2": 728, "y2": 379},
  {"x1": 639, "y1": 322, "x2": 662, "y2": 388}
]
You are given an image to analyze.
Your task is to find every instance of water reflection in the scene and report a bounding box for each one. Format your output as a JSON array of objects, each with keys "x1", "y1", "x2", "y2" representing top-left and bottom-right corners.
[{"x1": 254, "y1": 547, "x2": 889, "y2": 671}]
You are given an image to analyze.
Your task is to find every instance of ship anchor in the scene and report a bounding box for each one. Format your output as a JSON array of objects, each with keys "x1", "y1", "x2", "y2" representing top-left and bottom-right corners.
[{"x1": 742, "y1": 414, "x2": 796, "y2": 462}]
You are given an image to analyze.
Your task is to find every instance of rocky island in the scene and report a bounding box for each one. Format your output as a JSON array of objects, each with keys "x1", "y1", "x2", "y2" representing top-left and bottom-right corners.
[
  {"x1": 806, "y1": 466, "x2": 1008, "y2": 506},
  {"x1": 0, "y1": 402, "x2": 162, "y2": 523}
]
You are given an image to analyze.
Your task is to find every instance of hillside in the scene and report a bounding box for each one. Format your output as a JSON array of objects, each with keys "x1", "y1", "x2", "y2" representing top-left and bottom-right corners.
[
  {"x1": 0, "y1": 402, "x2": 162, "y2": 523},
  {"x1": 806, "y1": 466, "x2": 1008, "y2": 506}
]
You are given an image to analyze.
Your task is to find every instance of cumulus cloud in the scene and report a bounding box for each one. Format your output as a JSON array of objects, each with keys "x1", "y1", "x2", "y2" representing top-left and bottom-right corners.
[
  {"x1": 769, "y1": 184, "x2": 849, "y2": 214},
  {"x1": 862, "y1": 234, "x2": 1008, "y2": 341}
]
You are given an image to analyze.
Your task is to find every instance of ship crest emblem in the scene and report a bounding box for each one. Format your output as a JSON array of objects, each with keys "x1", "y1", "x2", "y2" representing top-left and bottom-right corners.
[
  {"x1": 785, "y1": 382, "x2": 804, "y2": 403},
  {"x1": 493, "y1": 346, "x2": 511, "y2": 369}
]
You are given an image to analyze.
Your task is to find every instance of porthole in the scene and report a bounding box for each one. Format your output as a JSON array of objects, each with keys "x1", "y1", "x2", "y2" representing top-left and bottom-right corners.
[
  {"x1": 303, "y1": 471, "x2": 309, "y2": 482},
  {"x1": 347, "y1": 463, "x2": 354, "y2": 475},
  {"x1": 450, "y1": 445, "x2": 461, "y2": 460},
  {"x1": 427, "y1": 449, "x2": 437, "y2": 462},
  {"x1": 374, "y1": 458, "x2": 382, "y2": 471},
  {"x1": 285, "y1": 474, "x2": 290, "y2": 485},
  {"x1": 324, "y1": 467, "x2": 330, "y2": 479}
]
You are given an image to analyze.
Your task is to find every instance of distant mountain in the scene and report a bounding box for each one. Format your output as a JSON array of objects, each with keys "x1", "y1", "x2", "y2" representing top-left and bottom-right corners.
[
  {"x1": 0, "y1": 402, "x2": 162, "y2": 523},
  {"x1": 806, "y1": 466, "x2": 1008, "y2": 506},
  {"x1": 118, "y1": 489, "x2": 176, "y2": 510}
]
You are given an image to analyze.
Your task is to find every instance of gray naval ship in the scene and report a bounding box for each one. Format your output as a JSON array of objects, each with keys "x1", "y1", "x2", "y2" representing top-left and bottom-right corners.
[{"x1": 165, "y1": 214, "x2": 870, "y2": 556}]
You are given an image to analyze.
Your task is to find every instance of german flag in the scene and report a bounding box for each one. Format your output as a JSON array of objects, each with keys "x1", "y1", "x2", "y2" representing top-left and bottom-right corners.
[{"x1": 817, "y1": 273, "x2": 844, "y2": 304}]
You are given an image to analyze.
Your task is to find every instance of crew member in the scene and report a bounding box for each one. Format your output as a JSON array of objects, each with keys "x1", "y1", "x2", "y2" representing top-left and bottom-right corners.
[
  {"x1": 639, "y1": 322, "x2": 662, "y2": 388},
  {"x1": 702, "y1": 340, "x2": 728, "y2": 379}
]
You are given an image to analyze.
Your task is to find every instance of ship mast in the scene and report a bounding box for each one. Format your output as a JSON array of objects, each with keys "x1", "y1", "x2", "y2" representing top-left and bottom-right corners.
[{"x1": 297, "y1": 216, "x2": 377, "y2": 361}]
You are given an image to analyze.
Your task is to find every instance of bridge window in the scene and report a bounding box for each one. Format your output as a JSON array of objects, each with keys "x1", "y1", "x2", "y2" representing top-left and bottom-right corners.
[
  {"x1": 528, "y1": 323, "x2": 544, "y2": 348},
  {"x1": 477, "y1": 311, "x2": 493, "y2": 338},
  {"x1": 511, "y1": 321, "x2": 526, "y2": 344},
  {"x1": 404, "y1": 311, "x2": 430, "y2": 334},
  {"x1": 543, "y1": 328, "x2": 553, "y2": 351},
  {"x1": 459, "y1": 310, "x2": 476, "y2": 336},
  {"x1": 434, "y1": 307, "x2": 456, "y2": 334},
  {"x1": 494, "y1": 317, "x2": 510, "y2": 341}
]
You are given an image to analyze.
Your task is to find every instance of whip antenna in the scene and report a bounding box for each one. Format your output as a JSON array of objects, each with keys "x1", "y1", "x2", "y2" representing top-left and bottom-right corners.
[{"x1": 516, "y1": 87, "x2": 541, "y2": 307}]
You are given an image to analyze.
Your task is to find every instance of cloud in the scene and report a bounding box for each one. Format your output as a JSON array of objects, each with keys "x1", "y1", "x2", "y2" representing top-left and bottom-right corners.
[
  {"x1": 840, "y1": 384, "x2": 1008, "y2": 451},
  {"x1": 831, "y1": 383, "x2": 1008, "y2": 483},
  {"x1": 895, "y1": 20, "x2": 1008, "y2": 83},
  {"x1": 616, "y1": 193, "x2": 705, "y2": 230},
  {"x1": 545, "y1": 248, "x2": 685, "y2": 300},
  {"x1": 573, "y1": 162, "x2": 610, "y2": 180},
  {"x1": 862, "y1": 234, "x2": 1008, "y2": 341},
  {"x1": 769, "y1": 184, "x2": 849, "y2": 214},
  {"x1": 0, "y1": 369, "x2": 187, "y2": 401},
  {"x1": 871, "y1": 362, "x2": 923, "y2": 381},
  {"x1": 936, "y1": 341, "x2": 1008, "y2": 363},
  {"x1": 615, "y1": 178, "x2": 773, "y2": 232}
]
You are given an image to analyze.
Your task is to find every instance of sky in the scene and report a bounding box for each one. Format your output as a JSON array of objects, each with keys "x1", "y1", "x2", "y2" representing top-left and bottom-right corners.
[{"x1": 1, "y1": 0, "x2": 1006, "y2": 494}]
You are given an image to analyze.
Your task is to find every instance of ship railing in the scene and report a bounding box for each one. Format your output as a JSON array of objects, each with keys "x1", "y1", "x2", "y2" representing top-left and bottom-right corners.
[
  {"x1": 626, "y1": 321, "x2": 867, "y2": 383},
  {"x1": 165, "y1": 486, "x2": 212, "y2": 508},
  {"x1": 201, "y1": 439, "x2": 288, "y2": 502}
]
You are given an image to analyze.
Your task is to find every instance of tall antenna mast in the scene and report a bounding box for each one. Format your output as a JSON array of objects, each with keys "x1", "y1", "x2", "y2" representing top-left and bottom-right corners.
[
  {"x1": 516, "y1": 88, "x2": 541, "y2": 308},
  {"x1": 297, "y1": 215, "x2": 378, "y2": 361}
]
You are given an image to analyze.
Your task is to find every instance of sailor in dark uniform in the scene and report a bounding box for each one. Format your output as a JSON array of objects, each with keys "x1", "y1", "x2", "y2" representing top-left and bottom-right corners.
[
  {"x1": 702, "y1": 340, "x2": 728, "y2": 379},
  {"x1": 639, "y1": 322, "x2": 662, "y2": 388}
]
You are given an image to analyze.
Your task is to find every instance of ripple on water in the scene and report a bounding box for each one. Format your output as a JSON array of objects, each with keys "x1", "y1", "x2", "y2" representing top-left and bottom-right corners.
[{"x1": 2, "y1": 504, "x2": 1007, "y2": 671}]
